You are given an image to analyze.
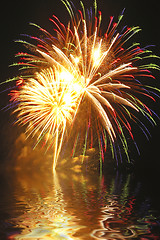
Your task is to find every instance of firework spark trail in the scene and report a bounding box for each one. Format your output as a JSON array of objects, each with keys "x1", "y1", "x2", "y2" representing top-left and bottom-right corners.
[{"x1": 4, "y1": 0, "x2": 160, "y2": 171}]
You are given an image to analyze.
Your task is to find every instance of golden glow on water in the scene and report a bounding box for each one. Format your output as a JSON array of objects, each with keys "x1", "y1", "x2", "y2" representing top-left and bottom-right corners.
[
  {"x1": 13, "y1": 172, "x2": 83, "y2": 239},
  {"x1": 2, "y1": 134, "x2": 159, "y2": 240},
  {"x1": 2, "y1": 156, "x2": 158, "y2": 240}
]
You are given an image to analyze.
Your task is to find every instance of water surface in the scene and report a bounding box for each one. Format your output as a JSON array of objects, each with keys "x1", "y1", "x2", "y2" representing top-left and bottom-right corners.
[{"x1": 0, "y1": 165, "x2": 160, "y2": 239}]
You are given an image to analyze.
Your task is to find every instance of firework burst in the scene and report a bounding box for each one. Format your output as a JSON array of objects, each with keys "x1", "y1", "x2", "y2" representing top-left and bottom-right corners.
[{"x1": 5, "y1": 0, "x2": 160, "y2": 171}]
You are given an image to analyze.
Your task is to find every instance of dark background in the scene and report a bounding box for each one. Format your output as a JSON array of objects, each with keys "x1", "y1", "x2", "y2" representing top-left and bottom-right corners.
[{"x1": 0, "y1": 0, "x2": 160, "y2": 175}]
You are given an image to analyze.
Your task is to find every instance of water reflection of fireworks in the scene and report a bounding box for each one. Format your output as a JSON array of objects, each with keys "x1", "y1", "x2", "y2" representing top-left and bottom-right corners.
[{"x1": 6, "y1": 169, "x2": 160, "y2": 239}]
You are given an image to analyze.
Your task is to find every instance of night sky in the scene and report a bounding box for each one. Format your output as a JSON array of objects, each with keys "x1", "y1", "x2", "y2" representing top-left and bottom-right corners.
[{"x1": 0, "y1": 0, "x2": 160, "y2": 174}]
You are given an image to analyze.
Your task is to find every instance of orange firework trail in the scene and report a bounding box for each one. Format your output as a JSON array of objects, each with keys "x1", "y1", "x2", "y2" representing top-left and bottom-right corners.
[{"x1": 3, "y1": 0, "x2": 160, "y2": 171}]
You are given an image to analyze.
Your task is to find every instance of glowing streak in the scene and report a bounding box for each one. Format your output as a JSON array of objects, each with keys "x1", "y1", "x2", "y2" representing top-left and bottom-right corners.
[{"x1": 6, "y1": 0, "x2": 159, "y2": 170}]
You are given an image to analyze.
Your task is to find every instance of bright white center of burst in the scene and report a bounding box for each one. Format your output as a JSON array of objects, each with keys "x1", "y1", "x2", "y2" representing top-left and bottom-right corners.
[
  {"x1": 92, "y1": 48, "x2": 101, "y2": 66},
  {"x1": 63, "y1": 93, "x2": 72, "y2": 105},
  {"x1": 59, "y1": 70, "x2": 74, "y2": 82},
  {"x1": 74, "y1": 57, "x2": 80, "y2": 64}
]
